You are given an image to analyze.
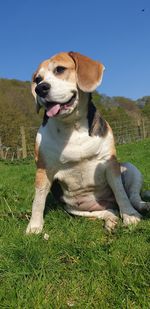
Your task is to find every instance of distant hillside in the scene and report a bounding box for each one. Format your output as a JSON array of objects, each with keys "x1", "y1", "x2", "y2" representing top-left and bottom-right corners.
[
  {"x1": 136, "y1": 96, "x2": 150, "y2": 111},
  {"x1": 0, "y1": 79, "x2": 41, "y2": 128},
  {"x1": 93, "y1": 93, "x2": 150, "y2": 124},
  {"x1": 0, "y1": 78, "x2": 150, "y2": 129}
]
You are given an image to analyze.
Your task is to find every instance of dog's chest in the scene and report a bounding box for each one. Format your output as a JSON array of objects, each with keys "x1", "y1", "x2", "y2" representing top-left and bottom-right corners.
[
  {"x1": 54, "y1": 158, "x2": 106, "y2": 192},
  {"x1": 38, "y1": 122, "x2": 103, "y2": 165},
  {"x1": 59, "y1": 130, "x2": 102, "y2": 164}
]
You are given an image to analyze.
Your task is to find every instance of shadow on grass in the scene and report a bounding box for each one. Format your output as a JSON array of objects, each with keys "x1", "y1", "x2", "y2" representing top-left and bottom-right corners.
[
  {"x1": 44, "y1": 192, "x2": 64, "y2": 214},
  {"x1": 44, "y1": 180, "x2": 65, "y2": 215}
]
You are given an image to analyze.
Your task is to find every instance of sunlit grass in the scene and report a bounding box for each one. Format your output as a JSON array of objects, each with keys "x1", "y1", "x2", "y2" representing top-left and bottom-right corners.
[{"x1": 0, "y1": 139, "x2": 150, "y2": 308}]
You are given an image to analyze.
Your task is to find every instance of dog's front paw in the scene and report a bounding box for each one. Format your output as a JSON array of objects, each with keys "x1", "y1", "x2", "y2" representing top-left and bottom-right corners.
[
  {"x1": 26, "y1": 218, "x2": 44, "y2": 234},
  {"x1": 122, "y1": 212, "x2": 142, "y2": 226},
  {"x1": 105, "y1": 216, "x2": 118, "y2": 232}
]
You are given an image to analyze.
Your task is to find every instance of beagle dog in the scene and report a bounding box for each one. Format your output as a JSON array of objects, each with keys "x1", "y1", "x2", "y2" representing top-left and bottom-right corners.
[{"x1": 26, "y1": 52, "x2": 149, "y2": 234}]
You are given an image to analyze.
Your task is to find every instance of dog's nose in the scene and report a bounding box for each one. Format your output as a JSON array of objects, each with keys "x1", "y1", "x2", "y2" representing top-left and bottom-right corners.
[{"x1": 35, "y1": 82, "x2": 50, "y2": 98}]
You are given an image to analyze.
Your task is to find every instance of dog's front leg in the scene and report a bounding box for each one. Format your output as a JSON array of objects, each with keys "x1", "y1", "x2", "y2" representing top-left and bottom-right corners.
[
  {"x1": 26, "y1": 168, "x2": 51, "y2": 234},
  {"x1": 106, "y1": 160, "x2": 141, "y2": 225}
]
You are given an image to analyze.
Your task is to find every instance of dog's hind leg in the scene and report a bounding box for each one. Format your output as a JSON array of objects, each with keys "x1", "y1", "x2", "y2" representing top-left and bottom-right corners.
[
  {"x1": 121, "y1": 162, "x2": 150, "y2": 212},
  {"x1": 106, "y1": 161, "x2": 141, "y2": 226},
  {"x1": 64, "y1": 206, "x2": 118, "y2": 231}
]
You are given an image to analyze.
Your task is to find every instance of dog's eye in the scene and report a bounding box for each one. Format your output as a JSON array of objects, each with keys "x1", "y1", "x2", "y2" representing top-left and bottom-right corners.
[
  {"x1": 34, "y1": 75, "x2": 43, "y2": 84},
  {"x1": 54, "y1": 66, "x2": 66, "y2": 74}
]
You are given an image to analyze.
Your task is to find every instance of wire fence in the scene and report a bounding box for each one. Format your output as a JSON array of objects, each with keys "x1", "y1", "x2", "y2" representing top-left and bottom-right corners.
[{"x1": 0, "y1": 117, "x2": 150, "y2": 160}]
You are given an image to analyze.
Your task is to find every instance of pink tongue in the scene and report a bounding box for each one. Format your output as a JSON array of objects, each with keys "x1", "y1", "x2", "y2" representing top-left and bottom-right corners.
[{"x1": 46, "y1": 104, "x2": 60, "y2": 117}]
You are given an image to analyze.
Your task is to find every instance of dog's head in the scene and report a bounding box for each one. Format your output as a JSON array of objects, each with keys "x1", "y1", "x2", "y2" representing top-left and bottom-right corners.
[{"x1": 32, "y1": 52, "x2": 105, "y2": 118}]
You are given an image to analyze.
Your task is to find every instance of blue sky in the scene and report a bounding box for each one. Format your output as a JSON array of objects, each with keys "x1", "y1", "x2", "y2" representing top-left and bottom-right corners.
[{"x1": 0, "y1": 0, "x2": 150, "y2": 99}]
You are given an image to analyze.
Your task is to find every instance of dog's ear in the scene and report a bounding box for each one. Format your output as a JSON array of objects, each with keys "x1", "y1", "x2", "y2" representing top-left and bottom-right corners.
[
  {"x1": 69, "y1": 52, "x2": 105, "y2": 92},
  {"x1": 31, "y1": 72, "x2": 41, "y2": 114}
]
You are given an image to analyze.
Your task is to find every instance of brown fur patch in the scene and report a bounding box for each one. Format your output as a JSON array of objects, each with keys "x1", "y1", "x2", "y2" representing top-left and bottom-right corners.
[
  {"x1": 35, "y1": 168, "x2": 47, "y2": 188},
  {"x1": 69, "y1": 52, "x2": 104, "y2": 92},
  {"x1": 38, "y1": 59, "x2": 50, "y2": 71},
  {"x1": 108, "y1": 156, "x2": 121, "y2": 176},
  {"x1": 34, "y1": 142, "x2": 39, "y2": 163},
  {"x1": 51, "y1": 52, "x2": 75, "y2": 68},
  {"x1": 34, "y1": 142, "x2": 45, "y2": 169}
]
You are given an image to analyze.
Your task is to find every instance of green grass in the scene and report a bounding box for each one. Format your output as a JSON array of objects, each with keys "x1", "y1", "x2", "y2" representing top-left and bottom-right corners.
[{"x1": 0, "y1": 139, "x2": 150, "y2": 308}]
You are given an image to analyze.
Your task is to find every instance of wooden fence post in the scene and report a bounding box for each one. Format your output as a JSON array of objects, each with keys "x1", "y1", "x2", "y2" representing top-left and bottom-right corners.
[
  {"x1": 137, "y1": 119, "x2": 141, "y2": 140},
  {"x1": 142, "y1": 118, "x2": 146, "y2": 139},
  {"x1": 20, "y1": 126, "x2": 27, "y2": 158},
  {"x1": 0, "y1": 137, "x2": 4, "y2": 159}
]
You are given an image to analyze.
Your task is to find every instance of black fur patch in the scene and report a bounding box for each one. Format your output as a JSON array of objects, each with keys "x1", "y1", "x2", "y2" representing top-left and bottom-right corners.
[
  {"x1": 42, "y1": 111, "x2": 49, "y2": 127},
  {"x1": 87, "y1": 99, "x2": 108, "y2": 137}
]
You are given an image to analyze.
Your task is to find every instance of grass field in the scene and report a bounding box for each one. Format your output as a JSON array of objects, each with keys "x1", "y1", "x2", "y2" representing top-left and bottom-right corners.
[{"x1": 0, "y1": 139, "x2": 150, "y2": 308}]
